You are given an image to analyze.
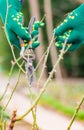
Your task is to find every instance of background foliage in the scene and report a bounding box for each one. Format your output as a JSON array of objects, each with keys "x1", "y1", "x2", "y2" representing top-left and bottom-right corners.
[{"x1": 0, "y1": 0, "x2": 84, "y2": 77}]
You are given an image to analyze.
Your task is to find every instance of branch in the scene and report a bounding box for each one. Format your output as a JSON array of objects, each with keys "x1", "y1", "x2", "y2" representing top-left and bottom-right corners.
[
  {"x1": 0, "y1": 64, "x2": 22, "y2": 122},
  {"x1": 38, "y1": 36, "x2": 55, "y2": 86},
  {"x1": 16, "y1": 38, "x2": 69, "y2": 121},
  {"x1": 0, "y1": 64, "x2": 14, "y2": 101},
  {"x1": 8, "y1": 109, "x2": 17, "y2": 130},
  {"x1": 26, "y1": 68, "x2": 39, "y2": 130},
  {"x1": 67, "y1": 96, "x2": 84, "y2": 130},
  {"x1": 2, "y1": 69, "x2": 21, "y2": 113}
]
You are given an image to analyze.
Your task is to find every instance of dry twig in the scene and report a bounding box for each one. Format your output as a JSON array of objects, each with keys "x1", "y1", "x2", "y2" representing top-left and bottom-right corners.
[{"x1": 8, "y1": 109, "x2": 17, "y2": 130}]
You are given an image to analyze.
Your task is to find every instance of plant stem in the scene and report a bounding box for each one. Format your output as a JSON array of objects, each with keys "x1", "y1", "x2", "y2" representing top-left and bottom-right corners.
[
  {"x1": 16, "y1": 39, "x2": 67, "y2": 121},
  {"x1": 25, "y1": 68, "x2": 39, "y2": 130},
  {"x1": 0, "y1": 65, "x2": 14, "y2": 101},
  {"x1": 38, "y1": 36, "x2": 54, "y2": 86},
  {"x1": 3, "y1": 69, "x2": 21, "y2": 111},
  {"x1": 0, "y1": 63, "x2": 22, "y2": 122},
  {"x1": 67, "y1": 96, "x2": 84, "y2": 130}
]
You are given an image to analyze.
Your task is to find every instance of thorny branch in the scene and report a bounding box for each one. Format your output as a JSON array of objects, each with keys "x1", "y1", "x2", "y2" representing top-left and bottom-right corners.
[
  {"x1": 38, "y1": 36, "x2": 55, "y2": 86},
  {"x1": 67, "y1": 96, "x2": 84, "y2": 130},
  {"x1": 16, "y1": 38, "x2": 69, "y2": 121},
  {"x1": 8, "y1": 109, "x2": 17, "y2": 130},
  {"x1": 0, "y1": 64, "x2": 14, "y2": 101},
  {"x1": 0, "y1": 67, "x2": 22, "y2": 125}
]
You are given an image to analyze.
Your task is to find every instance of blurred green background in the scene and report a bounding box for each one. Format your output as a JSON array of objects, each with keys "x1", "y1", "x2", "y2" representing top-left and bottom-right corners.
[{"x1": 0, "y1": 0, "x2": 84, "y2": 78}]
